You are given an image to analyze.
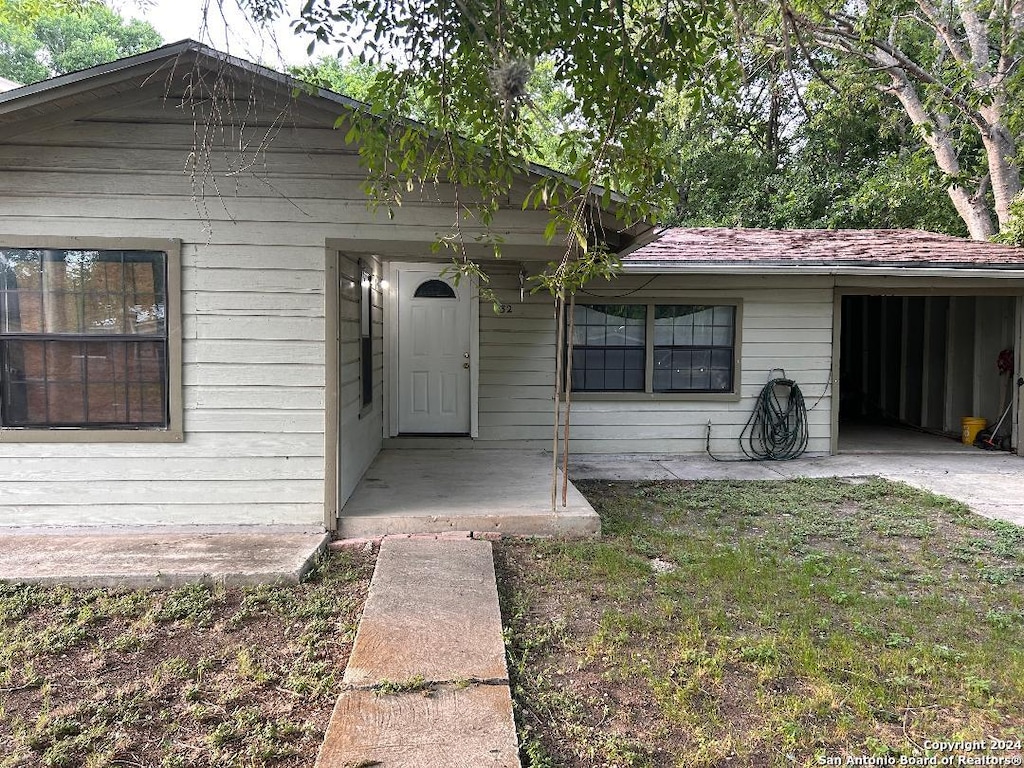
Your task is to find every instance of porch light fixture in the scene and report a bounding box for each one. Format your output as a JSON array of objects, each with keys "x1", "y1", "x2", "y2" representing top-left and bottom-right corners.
[{"x1": 359, "y1": 273, "x2": 388, "y2": 291}]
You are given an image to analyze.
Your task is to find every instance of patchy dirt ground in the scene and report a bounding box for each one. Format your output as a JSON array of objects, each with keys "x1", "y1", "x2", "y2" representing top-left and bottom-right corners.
[
  {"x1": 497, "y1": 478, "x2": 1024, "y2": 768},
  {"x1": 0, "y1": 549, "x2": 375, "y2": 768}
]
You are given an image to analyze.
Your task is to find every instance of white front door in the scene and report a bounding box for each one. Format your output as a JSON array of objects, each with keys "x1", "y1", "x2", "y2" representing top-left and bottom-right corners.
[{"x1": 397, "y1": 266, "x2": 472, "y2": 434}]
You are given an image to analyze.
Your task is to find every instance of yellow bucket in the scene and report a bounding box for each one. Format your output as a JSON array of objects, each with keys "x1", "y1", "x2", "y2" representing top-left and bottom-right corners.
[{"x1": 962, "y1": 417, "x2": 987, "y2": 445}]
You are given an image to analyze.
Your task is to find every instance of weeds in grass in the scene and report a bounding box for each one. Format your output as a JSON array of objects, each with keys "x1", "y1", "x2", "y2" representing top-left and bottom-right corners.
[
  {"x1": 373, "y1": 674, "x2": 434, "y2": 696},
  {"x1": 0, "y1": 550, "x2": 375, "y2": 768},
  {"x1": 499, "y1": 478, "x2": 1024, "y2": 768}
]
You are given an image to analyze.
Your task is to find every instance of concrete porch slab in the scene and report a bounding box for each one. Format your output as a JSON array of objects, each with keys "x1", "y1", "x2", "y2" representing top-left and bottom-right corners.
[
  {"x1": 338, "y1": 449, "x2": 599, "y2": 538},
  {"x1": 0, "y1": 527, "x2": 329, "y2": 588}
]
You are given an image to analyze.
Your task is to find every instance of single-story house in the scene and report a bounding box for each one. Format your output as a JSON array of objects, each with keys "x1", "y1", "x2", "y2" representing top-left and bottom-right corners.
[
  {"x1": 622, "y1": 228, "x2": 1024, "y2": 458},
  {"x1": 1, "y1": 42, "x2": 1021, "y2": 533}
]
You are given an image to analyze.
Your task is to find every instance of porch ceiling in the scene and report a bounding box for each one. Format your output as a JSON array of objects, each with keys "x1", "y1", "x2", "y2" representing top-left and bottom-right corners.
[{"x1": 337, "y1": 449, "x2": 600, "y2": 538}]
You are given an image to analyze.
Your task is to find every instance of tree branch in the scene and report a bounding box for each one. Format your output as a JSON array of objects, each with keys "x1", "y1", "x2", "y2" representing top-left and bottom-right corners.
[
  {"x1": 789, "y1": 5, "x2": 991, "y2": 132},
  {"x1": 958, "y1": 1, "x2": 991, "y2": 77},
  {"x1": 914, "y1": 0, "x2": 970, "y2": 66}
]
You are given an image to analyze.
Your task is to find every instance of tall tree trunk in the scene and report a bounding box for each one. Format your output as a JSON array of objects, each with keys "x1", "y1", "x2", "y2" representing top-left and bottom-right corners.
[
  {"x1": 979, "y1": 105, "x2": 1022, "y2": 229},
  {"x1": 885, "y1": 69, "x2": 997, "y2": 239}
]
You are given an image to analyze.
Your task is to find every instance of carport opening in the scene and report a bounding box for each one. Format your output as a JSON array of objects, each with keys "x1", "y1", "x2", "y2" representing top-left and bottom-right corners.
[{"x1": 838, "y1": 294, "x2": 1017, "y2": 453}]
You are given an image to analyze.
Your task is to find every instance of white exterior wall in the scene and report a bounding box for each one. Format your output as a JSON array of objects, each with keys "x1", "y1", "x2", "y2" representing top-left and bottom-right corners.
[
  {"x1": 337, "y1": 253, "x2": 384, "y2": 508},
  {"x1": 477, "y1": 271, "x2": 834, "y2": 454},
  {"x1": 0, "y1": 82, "x2": 437, "y2": 527}
]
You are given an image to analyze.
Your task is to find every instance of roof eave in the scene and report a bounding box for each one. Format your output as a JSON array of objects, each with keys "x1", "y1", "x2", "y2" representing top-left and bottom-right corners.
[{"x1": 620, "y1": 261, "x2": 1024, "y2": 278}]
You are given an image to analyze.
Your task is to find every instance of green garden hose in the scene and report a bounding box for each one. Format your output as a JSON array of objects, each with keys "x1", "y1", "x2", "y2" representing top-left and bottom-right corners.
[{"x1": 706, "y1": 377, "x2": 810, "y2": 462}]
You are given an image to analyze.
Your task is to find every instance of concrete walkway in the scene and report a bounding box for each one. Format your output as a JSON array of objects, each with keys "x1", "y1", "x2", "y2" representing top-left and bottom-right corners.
[
  {"x1": 0, "y1": 527, "x2": 329, "y2": 588},
  {"x1": 316, "y1": 534, "x2": 519, "y2": 768},
  {"x1": 570, "y1": 451, "x2": 1024, "y2": 526}
]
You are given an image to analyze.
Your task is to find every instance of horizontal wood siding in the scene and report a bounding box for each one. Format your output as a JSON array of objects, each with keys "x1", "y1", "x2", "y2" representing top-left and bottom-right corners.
[
  {"x1": 337, "y1": 253, "x2": 384, "y2": 509},
  {"x1": 0, "y1": 83, "x2": 399, "y2": 527},
  {"x1": 477, "y1": 272, "x2": 834, "y2": 454}
]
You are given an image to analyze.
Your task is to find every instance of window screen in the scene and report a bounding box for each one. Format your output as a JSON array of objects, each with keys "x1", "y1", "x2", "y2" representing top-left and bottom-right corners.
[{"x1": 0, "y1": 248, "x2": 168, "y2": 428}]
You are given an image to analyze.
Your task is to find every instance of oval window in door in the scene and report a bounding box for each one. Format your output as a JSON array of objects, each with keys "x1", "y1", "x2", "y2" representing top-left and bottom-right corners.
[{"x1": 413, "y1": 279, "x2": 456, "y2": 298}]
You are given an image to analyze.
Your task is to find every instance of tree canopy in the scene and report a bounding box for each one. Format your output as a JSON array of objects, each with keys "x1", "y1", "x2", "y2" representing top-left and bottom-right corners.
[
  {"x1": 0, "y1": 0, "x2": 162, "y2": 83},
  {"x1": 243, "y1": 0, "x2": 735, "y2": 296},
  {"x1": 778, "y1": 0, "x2": 1023, "y2": 240},
  {"x1": 249, "y1": 0, "x2": 1024, "y2": 244}
]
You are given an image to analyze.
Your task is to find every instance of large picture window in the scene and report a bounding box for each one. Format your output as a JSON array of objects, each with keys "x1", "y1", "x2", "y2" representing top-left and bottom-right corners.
[
  {"x1": 1, "y1": 247, "x2": 170, "y2": 429},
  {"x1": 569, "y1": 302, "x2": 738, "y2": 395}
]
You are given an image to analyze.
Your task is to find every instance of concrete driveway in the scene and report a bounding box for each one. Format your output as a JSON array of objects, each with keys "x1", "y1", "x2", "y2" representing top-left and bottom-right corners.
[{"x1": 569, "y1": 451, "x2": 1024, "y2": 527}]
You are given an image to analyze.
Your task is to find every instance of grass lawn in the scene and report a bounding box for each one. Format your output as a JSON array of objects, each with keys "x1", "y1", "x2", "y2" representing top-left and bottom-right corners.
[
  {"x1": 497, "y1": 478, "x2": 1024, "y2": 767},
  {"x1": 0, "y1": 549, "x2": 375, "y2": 768}
]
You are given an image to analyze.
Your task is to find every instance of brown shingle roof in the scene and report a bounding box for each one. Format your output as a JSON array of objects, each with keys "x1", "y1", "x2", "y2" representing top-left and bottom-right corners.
[{"x1": 624, "y1": 228, "x2": 1024, "y2": 268}]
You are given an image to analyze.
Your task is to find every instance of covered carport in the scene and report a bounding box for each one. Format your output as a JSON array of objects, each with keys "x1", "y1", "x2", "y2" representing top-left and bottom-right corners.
[{"x1": 837, "y1": 291, "x2": 1019, "y2": 451}]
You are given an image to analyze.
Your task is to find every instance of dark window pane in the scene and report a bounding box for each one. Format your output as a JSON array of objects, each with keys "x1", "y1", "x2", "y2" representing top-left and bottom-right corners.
[
  {"x1": 652, "y1": 304, "x2": 736, "y2": 393},
  {"x1": 84, "y1": 341, "x2": 119, "y2": 381},
  {"x1": 1, "y1": 247, "x2": 169, "y2": 429},
  {"x1": 46, "y1": 341, "x2": 84, "y2": 382},
  {"x1": 569, "y1": 304, "x2": 646, "y2": 392},
  {"x1": 604, "y1": 369, "x2": 624, "y2": 390},
  {"x1": 130, "y1": 343, "x2": 165, "y2": 383},
  {"x1": 47, "y1": 383, "x2": 87, "y2": 424},
  {"x1": 413, "y1": 279, "x2": 456, "y2": 299},
  {"x1": 87, "y1": 383, "x2": 128, "y2": 423},
  {"x1": 624, "y1": 369, "x2": 644, "y2": 390},
  {"x1": 128, "y1": 382, "x2": 166, "y2": 424},
  {"x1": 653, "y1": 367, "x2": 671, "y2": 391},
  {"x1": 624, "y1": 349, "x2": 645, "y2": 371}
]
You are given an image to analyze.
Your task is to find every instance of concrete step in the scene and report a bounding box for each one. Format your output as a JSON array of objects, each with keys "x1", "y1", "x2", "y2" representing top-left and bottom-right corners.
[
  {"x1": 316, "y1": 536, "x2": 520, "y2": 768},
  {"x1": 0, "y1": 527, "x2": 329, "y2": 588},
  {"x1": 336, "y1": 509, "x2": 599, "y2": 538}
]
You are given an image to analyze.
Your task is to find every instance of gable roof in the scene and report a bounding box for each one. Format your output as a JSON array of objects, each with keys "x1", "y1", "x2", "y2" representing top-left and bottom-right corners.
[
  {"x1": 0, "y1": 39, "x2": 370, "y2": 135},
  {"x1": 624, "y1": 227, "x2": 1024, "y2": 273},
  {"x1": 0, "y1": 39, "x2": 648, "y2": 252}
]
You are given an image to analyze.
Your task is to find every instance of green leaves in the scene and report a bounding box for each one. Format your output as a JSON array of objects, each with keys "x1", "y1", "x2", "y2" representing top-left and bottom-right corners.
[
  {"x1": 279, "y1": 0, "x2": 733, "y2": 295},
  {"x1": 0, "y1": 0, "x2": 161, "y2": 83}
]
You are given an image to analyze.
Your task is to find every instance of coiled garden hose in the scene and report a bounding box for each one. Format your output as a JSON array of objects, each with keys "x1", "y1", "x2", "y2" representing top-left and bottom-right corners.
[{"x1": 706, "y1": 377, "x2": 810, "y2": 462}]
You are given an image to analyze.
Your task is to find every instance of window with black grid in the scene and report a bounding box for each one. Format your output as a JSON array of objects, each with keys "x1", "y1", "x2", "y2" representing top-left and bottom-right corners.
[
  {"x1": 0, "y1": 248, "x2": 168, "y2": 428},
  {"x1": 653, "y1": 305, "x2": 735, "y2": 392},
  {"x1": 570, "y1": 304, "x2": 646, "y2": 392}
]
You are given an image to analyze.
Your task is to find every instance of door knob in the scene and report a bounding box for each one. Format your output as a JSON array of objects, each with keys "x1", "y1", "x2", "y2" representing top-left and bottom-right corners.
[
  {"x1": 464, "y1": 352, "x2": 470, "y2": 358},
  {"x1": 463, "y1": 362, "x2": 470, "y2": 369}
]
